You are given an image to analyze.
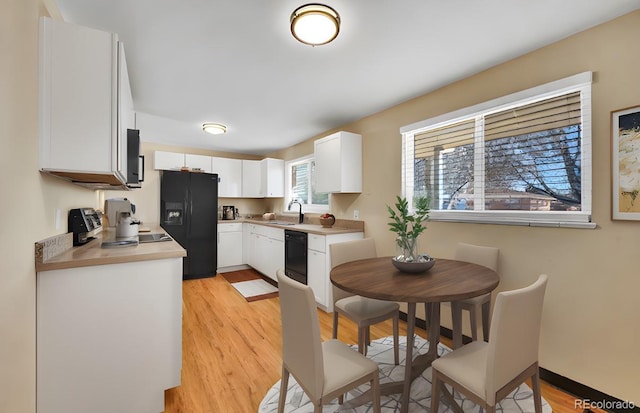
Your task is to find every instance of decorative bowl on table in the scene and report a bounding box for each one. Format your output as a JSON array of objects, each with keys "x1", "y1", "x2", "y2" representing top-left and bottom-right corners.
[
  {"x1": 319, "y1": 214, "x2": 335, "y2": 228},
  {"x1": 391, "y1": 255, "x2": 436, "y2": 274}
]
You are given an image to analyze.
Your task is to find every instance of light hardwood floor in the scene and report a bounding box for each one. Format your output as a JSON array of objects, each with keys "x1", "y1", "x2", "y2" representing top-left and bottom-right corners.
[{"x1": 164, "y1": 271, "x2": 594, "y2": 413}]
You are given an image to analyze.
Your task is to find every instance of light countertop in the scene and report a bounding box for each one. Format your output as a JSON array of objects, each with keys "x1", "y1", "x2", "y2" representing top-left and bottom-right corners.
[
  {"x1": 229, "y1": 218, "x2": 365, "y2": 235},
  {"x1": 35, "y1": 227, "x2": 186, "y2": 272}
]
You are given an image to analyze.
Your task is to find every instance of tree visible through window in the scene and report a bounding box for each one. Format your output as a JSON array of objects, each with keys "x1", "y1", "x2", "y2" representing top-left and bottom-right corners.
[
  {"x1": 402, "y1": 73, "x2": 592, "y2": 226},
  {"x1": 287, "y1": 156, "x2": 329, "y2": 210}
]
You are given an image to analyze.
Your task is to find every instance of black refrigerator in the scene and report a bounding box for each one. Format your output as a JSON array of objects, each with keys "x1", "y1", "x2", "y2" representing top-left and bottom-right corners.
[{"x1": 160, "y1": 170, "x2": 218, "y2": 280}]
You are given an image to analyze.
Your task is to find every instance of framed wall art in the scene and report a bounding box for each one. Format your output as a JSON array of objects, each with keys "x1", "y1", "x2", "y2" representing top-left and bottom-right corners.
[{"x1": 612, "y1": 105, "x2": 640, "y2": 220}]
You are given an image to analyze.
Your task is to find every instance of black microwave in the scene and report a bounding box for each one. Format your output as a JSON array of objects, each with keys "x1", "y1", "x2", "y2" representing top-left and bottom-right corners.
[{"x1": 126, "y1": 128, "x2": 143, "y2": 188}]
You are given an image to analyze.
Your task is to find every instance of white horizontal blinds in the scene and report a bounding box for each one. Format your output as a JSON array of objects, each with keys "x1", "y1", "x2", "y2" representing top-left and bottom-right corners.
[
  {"x1": 414, "y1": 120, "x2": 475, "y2": 210},
  {"x1": 482, "y1": 91, "x2": 583, "y2": 212},
  {"x1": 310, "y1": 161, "x2": 329, "y2": 205},
  {"x1": 484, "y1": 92, "x2": 581, "y2": 140},
  {"x1": 402, "y1": 72, "x2": 592, "y2": 226},
  {"x1": 291, "y1": 163, "x2": 309, "y2": 204}
]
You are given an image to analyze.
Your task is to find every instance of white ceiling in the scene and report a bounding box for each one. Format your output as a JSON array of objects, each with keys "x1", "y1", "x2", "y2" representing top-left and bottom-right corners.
[{"x1": 54, "y1": 0, "x2": 640, "y2": 156}]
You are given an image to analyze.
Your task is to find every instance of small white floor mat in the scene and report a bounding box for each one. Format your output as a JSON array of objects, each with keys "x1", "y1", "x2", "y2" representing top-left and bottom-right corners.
[{"x1": 231, "y1": 279, "x2": 278, "y2": 298}]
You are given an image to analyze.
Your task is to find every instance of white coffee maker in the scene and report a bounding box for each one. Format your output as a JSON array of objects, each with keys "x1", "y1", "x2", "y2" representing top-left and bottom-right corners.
[{"x1": 104, "y1": 198, "x2": 135, "y2": 227}]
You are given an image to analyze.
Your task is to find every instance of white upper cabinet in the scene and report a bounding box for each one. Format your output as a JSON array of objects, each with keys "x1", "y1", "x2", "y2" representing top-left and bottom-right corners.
[
  {"x1": 153, "y1": 151, "x2": 211, "y2": 172},
  {"x1": 154, "y1": 151, "x2": 185, "y2": 170},
  {"x1": 153, "y1": 151, "x2": 282, "y2": 198},
  {"x1": 261, "y1": 158, "x2": 284, "y2": 198},
  {"x1": 314, "y1": 131, "x2": 362, "y2": 193},
  {"x1": 118, "y1": 43, "x2": 134, "y2": 174},
  {"x1": 242, "y1": 158, "x2": 284, "y2": 198},
  {"x1": 242, "y1": 160, "x2": 262, "y2": 198},
  {"x1": 39, "y1": 17, "x2": 133, "y2": 188},
  {"x1": 184, "y1": 154, "x2": 212, "y2": 173},
  {"x1": 212, "y1": 157, "x2": 242, "y2": 198}
]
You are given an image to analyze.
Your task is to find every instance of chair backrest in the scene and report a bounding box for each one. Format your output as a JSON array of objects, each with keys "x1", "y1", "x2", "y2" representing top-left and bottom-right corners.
[
  {"x1": 455, "y1": 242, "x2": 499, "y2": 272},
  {"x1": 329, "y1": 238, "x2": 377, "y2": 304},
  {"x1": 276, "y1": 269, "x2": 324, "y2": 401},
  {"x1": 485, "y1": 274, "x2": 548, "y2": 404}
]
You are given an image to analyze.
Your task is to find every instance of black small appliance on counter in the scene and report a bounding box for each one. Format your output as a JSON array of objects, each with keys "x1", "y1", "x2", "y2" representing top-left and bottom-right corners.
[
  {"x1": 68, "y1": 208, "x2": 103, "y2": 246},
  {"x1": 222, "y1": 205, "x2": 237, "y2": 220}
]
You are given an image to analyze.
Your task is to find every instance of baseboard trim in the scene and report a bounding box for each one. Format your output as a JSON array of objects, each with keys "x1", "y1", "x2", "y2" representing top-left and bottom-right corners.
[
  {"x1": 216, "y1": 264, "x2": 251, "y2": 273},
  {"x1": 537, "y1": 369, "x2": 639, "y2": 413},
  {"x1": 398, "y1": 312, "x2": 638, "y2": 412}
]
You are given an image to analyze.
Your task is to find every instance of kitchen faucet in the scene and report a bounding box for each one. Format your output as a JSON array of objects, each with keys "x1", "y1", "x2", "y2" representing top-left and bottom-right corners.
[{"x1": 288, "y1": 199, "x2": 304, "y2": 224}]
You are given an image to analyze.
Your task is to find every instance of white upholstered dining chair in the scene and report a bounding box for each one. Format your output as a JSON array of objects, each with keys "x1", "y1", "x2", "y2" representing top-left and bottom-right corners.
[
  {"x1": 451, "y1": 242, "x2": 500, "y2": 348},
  {"x1": 329, "y1": 238, "x2": 399, "y2": 364},
  {"x1": 430, "y1": 274, "x2": 548, "y2": 413},
  {"x1": 276, "y1": 269, "x2": 381, "y2": 413}
]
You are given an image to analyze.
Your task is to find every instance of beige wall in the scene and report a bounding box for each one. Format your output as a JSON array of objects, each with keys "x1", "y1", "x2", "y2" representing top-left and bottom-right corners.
[
  {"x1": 2, "y1": 2, "x2": 638, "y2": 410},
  {"x1": 1, "y1": 1, "x2": 99, "y2": 412},
  {"x1": 0, "y1": 7, "x2": 266, "y2": 408},
  {"x1": 274, "y1": 11, "x2": 640, "y2": 403}
]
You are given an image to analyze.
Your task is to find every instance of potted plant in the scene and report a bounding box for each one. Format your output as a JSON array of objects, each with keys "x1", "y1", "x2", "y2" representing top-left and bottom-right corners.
[{"x1": 387, "y1": 195, "x2": 431, "y2": 263}]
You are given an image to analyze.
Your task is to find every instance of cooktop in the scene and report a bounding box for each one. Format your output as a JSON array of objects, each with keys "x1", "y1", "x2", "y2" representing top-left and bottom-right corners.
[{"x1": 138, "y1": 233, "x2": 172, "y2": 243}]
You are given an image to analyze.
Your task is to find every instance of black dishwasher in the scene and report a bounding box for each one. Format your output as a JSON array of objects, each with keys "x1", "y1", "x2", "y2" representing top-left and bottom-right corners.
[{"x1": 284, "y1": 230, "x2": 307, "y2": 284}]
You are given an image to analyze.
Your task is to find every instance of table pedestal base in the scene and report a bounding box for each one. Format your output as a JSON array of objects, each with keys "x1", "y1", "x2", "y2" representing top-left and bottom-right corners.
[{"x1": 338, "y1": 302, "x2": 442, "y2": 413}]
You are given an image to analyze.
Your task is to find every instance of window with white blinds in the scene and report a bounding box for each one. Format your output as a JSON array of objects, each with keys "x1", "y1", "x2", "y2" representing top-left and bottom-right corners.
[
  {"x1": 401, "y1": 72, "x2": 594, "y2": 228},
  {"x1": 285, "y1": 155, "x2": 329, "y2": 212}
]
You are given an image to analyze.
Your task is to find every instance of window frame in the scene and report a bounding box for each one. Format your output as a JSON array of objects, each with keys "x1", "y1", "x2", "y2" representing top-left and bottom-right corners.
[
  {"x1": 284, "y1": 154, "x2": 330, "y2": 214},
  {"x1": 400, "y1": 72, "x2": 595, "y2": 229}
]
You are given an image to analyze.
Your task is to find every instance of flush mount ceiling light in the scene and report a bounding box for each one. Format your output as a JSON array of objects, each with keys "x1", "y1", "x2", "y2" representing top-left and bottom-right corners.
[
  {"x1": 290, "y1": 3, "x2": 340, "y2": 46},
  {"x1": 202, "y1": 123, "x2": 227, "y2": 135}
]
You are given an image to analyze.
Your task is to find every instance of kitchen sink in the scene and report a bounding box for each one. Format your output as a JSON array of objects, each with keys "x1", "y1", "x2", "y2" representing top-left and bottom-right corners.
[{"x1": 268, "y1": 221, "x2": 296, "y2": 226}]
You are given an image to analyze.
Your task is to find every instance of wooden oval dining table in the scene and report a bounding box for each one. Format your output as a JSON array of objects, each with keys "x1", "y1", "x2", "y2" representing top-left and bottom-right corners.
[{"x1": 330, "y1": 256, "x2": 500, "y2": 413}]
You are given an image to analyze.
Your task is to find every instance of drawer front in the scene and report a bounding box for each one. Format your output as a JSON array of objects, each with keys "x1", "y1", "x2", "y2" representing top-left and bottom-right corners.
[
  {"x1": 308, "y1": 234, "x2": 326, "y2": 252},
  {"x1": 265, "y1": 226, "x2": 284, "y2": 241},
  {"x1": 218, "y1": 222, "x2": 243, "y2": 232},
  {"x1": 252, "y1": 224, "x2": 269, "y2": 237}
]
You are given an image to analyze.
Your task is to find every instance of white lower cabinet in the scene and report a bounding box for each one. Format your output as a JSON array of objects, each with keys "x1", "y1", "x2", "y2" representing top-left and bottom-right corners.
[
  {"x1": 251, "y1": 234, "x2": 269, "y2": 275},
  {"x1": 307, "y1": 232, "x2": 363, "y2": 312},
  {"x1": 245, "y1": 224, "x2": 257, "y2": 269},
  {"x1": 37, "y1": 258, "x2": 182, "y2": 413},
  {"x1": 242, "y1": 223, "x2": 363, "y2": 310},
  {"x1": 244, "y1": 224, "x2": 283, "y2": 281},
  {"x1": 217, "y1": 223, "x2": 244, "y2": 270},
  {"x1": 308, "y1": 248, "x2": 327, "y2": 306},
  {"x1": 264, "y1": 236, "x2": 284, "y2": 281}
]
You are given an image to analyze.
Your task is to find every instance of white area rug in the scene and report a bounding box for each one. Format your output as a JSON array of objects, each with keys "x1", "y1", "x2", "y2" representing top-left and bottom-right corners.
[
  {"x1": 259, "y1": 336, "x2": 552, "y2": 413},
  {"x1": 231, "y1": 279, "x2": 278, "y2": 298}
]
